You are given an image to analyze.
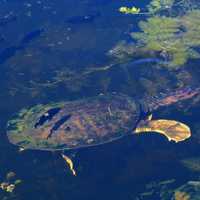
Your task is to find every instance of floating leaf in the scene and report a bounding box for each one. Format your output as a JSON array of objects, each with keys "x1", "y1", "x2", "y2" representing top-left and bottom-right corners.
[{"x1": 119, "y1": 6, "x2": 141, "y2": 14}]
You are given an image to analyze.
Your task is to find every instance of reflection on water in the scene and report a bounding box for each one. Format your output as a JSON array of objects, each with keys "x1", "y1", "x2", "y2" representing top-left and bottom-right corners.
[{"x1": 0, "y1": 0, "x2": 200, "y2": 199}]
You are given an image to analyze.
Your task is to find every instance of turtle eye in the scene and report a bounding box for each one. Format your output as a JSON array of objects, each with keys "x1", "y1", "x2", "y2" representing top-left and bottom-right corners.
[{"x1": 34, "y1": 107, "x2": 61, "y2": 128}]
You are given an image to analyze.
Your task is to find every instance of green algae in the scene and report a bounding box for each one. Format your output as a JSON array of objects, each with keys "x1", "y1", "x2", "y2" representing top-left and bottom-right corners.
[{"x1": 7, "y1": 102, "x2": 66, "y2": 150}]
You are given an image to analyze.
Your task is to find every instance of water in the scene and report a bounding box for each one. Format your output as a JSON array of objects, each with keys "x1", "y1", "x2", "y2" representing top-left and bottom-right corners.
[{"x1": 0, "y1": 0, "x2": 200, "y2": 199}]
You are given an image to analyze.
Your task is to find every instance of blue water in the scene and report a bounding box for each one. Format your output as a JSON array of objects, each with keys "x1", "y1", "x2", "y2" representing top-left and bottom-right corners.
[{"x1": 0, "y1": 0, "x2": 200, "y2": 199}]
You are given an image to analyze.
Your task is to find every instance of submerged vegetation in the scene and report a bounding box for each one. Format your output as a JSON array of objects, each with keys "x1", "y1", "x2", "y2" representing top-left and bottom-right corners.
[
  {"x1": 116, "y1": 0, "x2": 200, "y2": 69},
  {"x1": 131, "y1": 11, "x2": 200, "y2": 68},
  {"x1": 147, "y1": 0, "x2": 175, "y2": 14},
  {"x1": 135, "y1": 178, "x2": 200, "y2": 199}
]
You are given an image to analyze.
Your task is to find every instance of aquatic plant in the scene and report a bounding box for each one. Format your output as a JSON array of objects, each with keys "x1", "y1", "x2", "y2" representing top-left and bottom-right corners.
[
  {"x1": 131, "y1": 10, "x2": 200, "y2": 68},
  {"x1": 119, "y1": 0, "x2": 175, "y2": 15},
  {"x1": 119, "y1": 6, "x2": 141, "y2": 14},
  {"x1": 174, "y1": 0, "x2": 200, "y2": 14},
  {"x1": 111, "y1": 0, "x2": 200, "y2": 68},
  {"x1": 147, "y1": 0, "x2": 175, "y2": 14},
  {"x1": 180, "y1": 10, "x2": 200, "y2": 46},
  {"x1": 146, "y1": 0, "x2": 200, "y2": 15}
]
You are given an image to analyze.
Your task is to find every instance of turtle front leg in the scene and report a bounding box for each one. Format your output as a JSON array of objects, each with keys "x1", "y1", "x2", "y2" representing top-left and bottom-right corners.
[
  {"x1": 135, "y1": 119, "x2": 191, "y2": 143},
  {"x1": 61, "y1": 154, "x2": 76, "y2": 176}
]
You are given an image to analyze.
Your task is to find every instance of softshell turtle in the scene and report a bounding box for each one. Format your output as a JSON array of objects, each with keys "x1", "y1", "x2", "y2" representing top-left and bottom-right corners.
[{"x1": 6, "y1": 87, "x2": 199, "y2": 175}]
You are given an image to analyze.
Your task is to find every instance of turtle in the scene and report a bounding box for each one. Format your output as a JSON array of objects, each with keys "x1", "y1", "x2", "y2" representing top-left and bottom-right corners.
[{"x1": 6, "y1": 87, "x2": 199, "y2": 176}]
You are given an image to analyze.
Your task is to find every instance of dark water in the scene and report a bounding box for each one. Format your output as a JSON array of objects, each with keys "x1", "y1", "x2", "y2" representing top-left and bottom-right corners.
[{"x1": 1, "y1": 0, "x2": 200, "y2": 199}]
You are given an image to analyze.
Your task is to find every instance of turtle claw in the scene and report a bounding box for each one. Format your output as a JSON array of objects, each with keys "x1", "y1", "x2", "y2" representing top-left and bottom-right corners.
[
  {"x1": 18, "y1": 147, "x2": 25, "y2": 152},
  {"x1": 147, "y1": 114, "x2": 153, "y2": 121},
  {"x1": 61, "y1": 154, "x2": 76, "y2": 176}
]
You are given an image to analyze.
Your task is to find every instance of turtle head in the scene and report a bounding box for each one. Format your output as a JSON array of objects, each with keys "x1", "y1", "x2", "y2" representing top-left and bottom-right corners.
[{"x1": 146, "y1": 86, "x2": 200, "y2": 111}]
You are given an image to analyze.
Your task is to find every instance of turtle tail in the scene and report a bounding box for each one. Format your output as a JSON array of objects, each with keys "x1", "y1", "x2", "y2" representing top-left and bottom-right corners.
[{"x1": 147, "y1": 86, "x2": 200, "y2": 111}]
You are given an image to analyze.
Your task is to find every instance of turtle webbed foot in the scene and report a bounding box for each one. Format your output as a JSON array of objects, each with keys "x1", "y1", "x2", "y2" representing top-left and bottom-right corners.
[{"x1": 135, "y1": 119, "x2": 191, "y2": 143}]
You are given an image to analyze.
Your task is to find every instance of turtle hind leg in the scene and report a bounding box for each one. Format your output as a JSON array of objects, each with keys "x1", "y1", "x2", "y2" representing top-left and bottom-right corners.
[{"x1": 61, "y1": 154, "x2": 77, "y2": 176}]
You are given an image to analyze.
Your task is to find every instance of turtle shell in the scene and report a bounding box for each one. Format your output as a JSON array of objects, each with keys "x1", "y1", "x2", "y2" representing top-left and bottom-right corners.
[{"x1": 7, "y1": 94, "x2": 141, "y2": 151}]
